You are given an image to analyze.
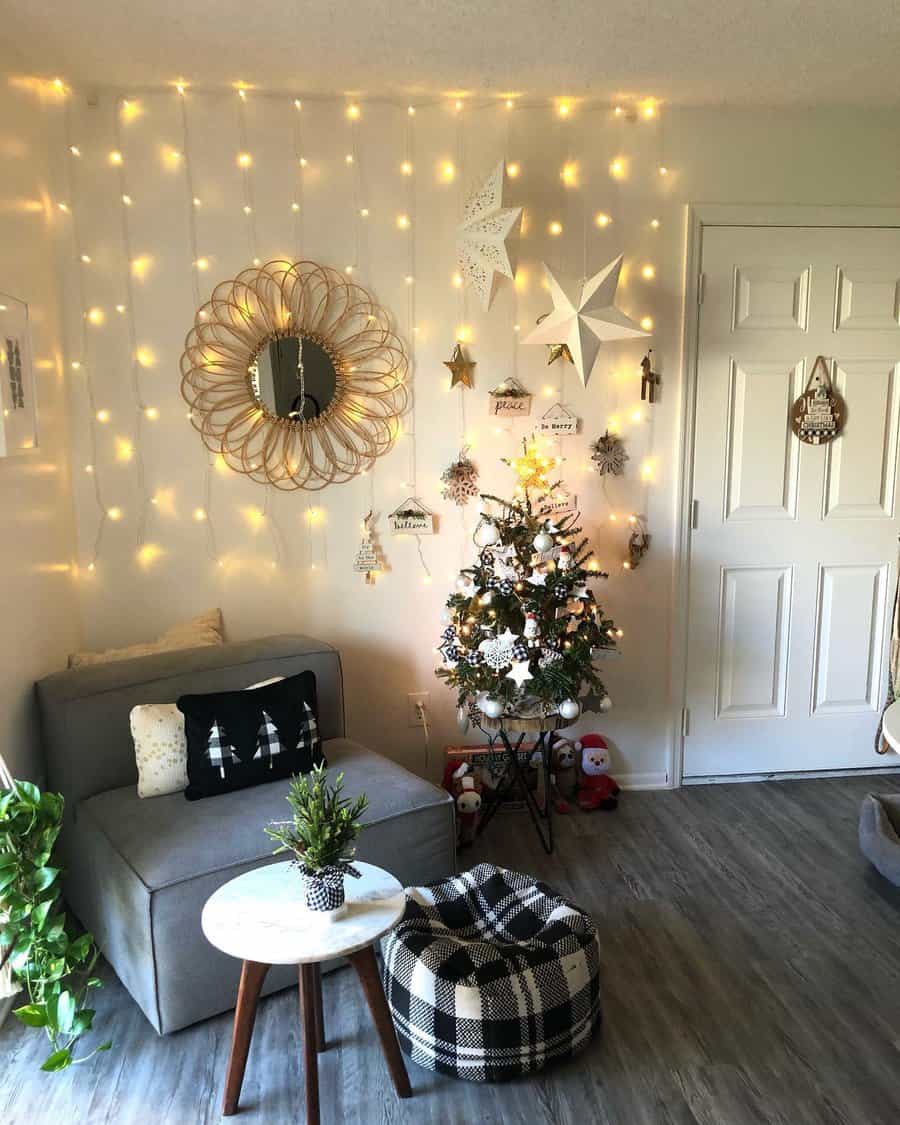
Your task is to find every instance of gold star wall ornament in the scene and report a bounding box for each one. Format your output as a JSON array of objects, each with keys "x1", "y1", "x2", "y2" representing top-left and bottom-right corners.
[
  {"x1": 455, "y1": 161, "x2": 523, "y2": 310},
  {"x1": 444, "y1": 342, "x2": 476, "y2": 389},
  {"x1": 524, "y1": 255, "x2": 650, "y2": 387},
  {"x1": 536, "y1": 312, "x2": 574, "y2": 366}
]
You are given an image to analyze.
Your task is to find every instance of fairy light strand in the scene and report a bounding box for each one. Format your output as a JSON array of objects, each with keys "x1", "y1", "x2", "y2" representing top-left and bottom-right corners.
[
  {"x1": 177, "y1": 87, "x2": 220, "y2": 566},
  {"x1": 291, "y1": 99, "x2": 304, "y2": 254},
  {"x1": 236, "y1": 90, "x2": 259, "y2": 263},
  {"x1": 113, "y1": 97, "x2": 150, "y2": 550},
  {"x1": 62, "y1": 95, "x2": 108, "y2": 571}
]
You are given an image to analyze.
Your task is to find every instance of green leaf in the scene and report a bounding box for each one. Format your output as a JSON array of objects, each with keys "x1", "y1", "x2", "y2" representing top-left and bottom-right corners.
[
  {"x1": 71, "y1": 1008, "x2": 95, "y2": 1035},
  {"x1": 31, "y1": 898, "x2": 53, "y2": 932},
  {"x1": 68, "y1": 932, "x2": 93, "y2": 962},
  {"x1": 56, "y1": 990, "x2": 76, "y2": 1033},
  {"x1": 41, "y1": 1048, "x2": 72, "y2": 1072},
  {"x1": 32, "y1": 866, "x2": 60, "y2": 893},
  {"x1": 13, "y1": 1003, "x2": 48, "y2": 1027},
  {"x1": 13, "y1": 780, "x2": 41, "y2": 806},
  {"x1": 0, "y1": 867, "x2": 17, "y2": 891},
  {"x1": 96, "y1": 1040, "x2": 112, "y2": 1053}
]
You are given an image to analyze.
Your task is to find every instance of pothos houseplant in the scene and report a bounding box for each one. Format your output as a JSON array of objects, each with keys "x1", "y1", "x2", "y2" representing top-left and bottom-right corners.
[
  {"x1": 0, "y1": 775, "x2": 110, "y2": 1071},
  {"x1": 265, "y1": 763, "x2": 368, "y2": 916}
]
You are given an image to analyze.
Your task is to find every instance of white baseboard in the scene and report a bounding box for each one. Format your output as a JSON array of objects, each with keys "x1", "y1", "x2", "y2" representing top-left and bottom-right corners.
[
  {"x1": 683, "y1": 764, "x2": 900, "y2": 785},
  {"x1": 619, "y1": 770, "x2": 670, "y2": 790}
]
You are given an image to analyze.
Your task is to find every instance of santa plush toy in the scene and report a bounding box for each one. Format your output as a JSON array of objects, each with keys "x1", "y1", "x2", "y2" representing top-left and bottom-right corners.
[
  {"x1": 576, "y1": 734, "x2": 620, "y2": 811},
  {"x1": 451, "y1": 763, "x2": 483, "y2": 845},
  {"x1": 523, "y1": 611, "x2": 540, "y2": 648}
]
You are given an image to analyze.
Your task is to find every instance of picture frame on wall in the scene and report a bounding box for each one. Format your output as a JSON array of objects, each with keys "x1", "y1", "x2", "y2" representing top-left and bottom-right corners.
[{"x1": 0, "y1": 293, "x2": 37, "y2": 457}]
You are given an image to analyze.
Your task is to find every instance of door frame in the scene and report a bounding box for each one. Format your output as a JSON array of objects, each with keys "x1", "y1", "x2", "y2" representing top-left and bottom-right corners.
[{"x1": 669, "y1": 203, "x2": 900, "y2": 787}]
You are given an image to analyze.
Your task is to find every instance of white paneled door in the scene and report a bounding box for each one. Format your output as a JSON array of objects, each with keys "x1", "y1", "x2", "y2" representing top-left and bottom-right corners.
[{"x1": 684, "y1": 226, "x2": 900, "y2": 779}]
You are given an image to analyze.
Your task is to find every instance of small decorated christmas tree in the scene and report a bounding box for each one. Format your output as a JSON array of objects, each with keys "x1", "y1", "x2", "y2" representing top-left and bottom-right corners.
[{"x1": 435, "y1": 435, "x2": 620, "y2": 725}]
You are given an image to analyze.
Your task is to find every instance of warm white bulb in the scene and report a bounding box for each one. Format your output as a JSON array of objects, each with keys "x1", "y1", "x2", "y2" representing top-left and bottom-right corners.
[
  {"x1": 595, "y1": 212, "x2": 611, "y2": 228},
  {"x1": 640, "y1": 316, "x2": 654, "y2": 331},
  {"x1": 122, "y1": 194, "x2": 132, "y2": 206},
  {"x1": 291, "y1": 202, "x2": 300, "y2": 212},
  {"x1": 360, "y1": 207, "x2": 369, "y2": 217},
  {"x1": 506, "y1": 161, "x2": 520, "y2": 178},
  {"x1": 294, "y1": 99, "x2": 302, "y2": 110},
  {"x1": 610, "y1": 158, "x2": 625, "y2": 179},
  {"x1": 144, "y1": 406, "x2": 159, "y2": 420},
  {"x1": 548, "y1": 220, "x2": 563, "y2": 236},
  {"x1": 658, "y1": 165, "x2": 669, "y2": 176},
  {"x1": 407, "y1": 105, "x2": 415, "y2": 116},
  {"x1": 347, "y1": 103, "x2": 361, "y2": 120},
  {"x1": 108, "y1": 150, "x2": 123, "y2": 166},
  {"x1": 641, "y1": 264, "x2": 656, "y2": 280},
  {"x1": 69, "y1": 145, "x2": 80, "y2": 156},
  {"x1": 651, "y1": 218, "x2": 660, "y2": 229},
  {"x1": 400, "y1": 160, "x2": 413, "y2": 175},
  {"x1": 345, "y1": 153, "x2": 354, "y2": 165},
  {"x1": 396, "y1": 213, "x2": 410, "y2": 230},
  {"x1": 243, "y1": 204, "x2": 252, "y2": 215}
]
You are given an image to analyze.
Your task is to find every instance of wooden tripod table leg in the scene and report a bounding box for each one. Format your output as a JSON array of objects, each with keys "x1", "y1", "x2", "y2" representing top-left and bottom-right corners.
[
  {"x1": 311, "y1": 962, "x2": 325, "y2": 1052},
  {"x1": 348, "y1": 945, "x2": 412, "y2": 1099},
  {"x1": 299, "y1": 963, "x2": 321, "y2": 1125},
  {"x1": 223, "y1": 959, "x2": 270, "y2": 1116}
]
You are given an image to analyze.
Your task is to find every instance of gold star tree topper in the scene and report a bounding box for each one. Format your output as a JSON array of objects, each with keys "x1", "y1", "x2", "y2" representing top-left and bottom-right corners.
[
  {"x1": 444, "y1": 342, "x2": 476, "y2": 389},
  {"x1": 456, "y1": 161, "x2": 523, "y2": 310},
  {"x1": 525, "y1": 256, "x2": 650, "y2": 386}
]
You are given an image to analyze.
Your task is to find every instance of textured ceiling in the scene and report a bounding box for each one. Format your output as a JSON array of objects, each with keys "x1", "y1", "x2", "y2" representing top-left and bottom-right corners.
[{"x1": 2, "y1": 0, "x2": 899, "y2": 106}]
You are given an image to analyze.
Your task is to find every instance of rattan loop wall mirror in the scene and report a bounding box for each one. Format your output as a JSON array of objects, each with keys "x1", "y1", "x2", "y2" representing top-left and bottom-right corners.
[{"x1": 180, "y1": 260, "x2": 409, "y2": 490}]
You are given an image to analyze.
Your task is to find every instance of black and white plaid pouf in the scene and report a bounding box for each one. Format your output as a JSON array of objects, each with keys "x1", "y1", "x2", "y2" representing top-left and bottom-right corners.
[{"x1": 381, "y1": 864, "x2": 601, "y2": 1082}]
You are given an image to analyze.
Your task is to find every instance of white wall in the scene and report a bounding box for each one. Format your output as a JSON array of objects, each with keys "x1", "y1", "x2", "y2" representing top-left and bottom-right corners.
[
  {"x1": 0, "y1": 77, "x2": 79, "y2": 781},
  {"x1": 44, "y1": 92, "x2": 900, "y2": 786}
]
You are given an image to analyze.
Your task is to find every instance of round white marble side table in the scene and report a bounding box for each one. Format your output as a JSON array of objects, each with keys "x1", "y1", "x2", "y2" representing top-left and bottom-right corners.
[
  {"x1": 881, "y1": 700, "x2": 900, "y2": 754},
  {"x1": 202, "y1": 860, "x2": 410, "y2": 1124}
]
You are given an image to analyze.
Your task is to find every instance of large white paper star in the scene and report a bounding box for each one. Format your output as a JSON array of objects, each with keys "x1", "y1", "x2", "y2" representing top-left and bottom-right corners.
[
  {"x1": 456, "y1": 161, "x2": 523, "y2": 310},
  {"x1": 506, "y1": 660, "x2": 534, "y2": 688},
  {"x1": 524, "y1": 256, "x2": 650, "y2": 386}
]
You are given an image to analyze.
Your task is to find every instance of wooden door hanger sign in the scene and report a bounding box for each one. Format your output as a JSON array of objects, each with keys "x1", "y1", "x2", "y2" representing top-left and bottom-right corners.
[{"x1": 791, "y1": 356, "x2": 845, "y2": 445}]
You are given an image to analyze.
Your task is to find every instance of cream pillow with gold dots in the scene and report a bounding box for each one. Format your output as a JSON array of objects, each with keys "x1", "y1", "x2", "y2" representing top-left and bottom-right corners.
[
  {"x1": 130, "y1": 676, "x2": 285, "y2": 799},
  {"x1": 131, "y1": 704, "x2": 189, "y2": 799}
]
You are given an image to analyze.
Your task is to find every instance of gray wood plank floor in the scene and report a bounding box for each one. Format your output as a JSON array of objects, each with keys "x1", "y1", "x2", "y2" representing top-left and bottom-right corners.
[{"x1": 3, "y1": 774, "x2": 899, "y2": 1124}]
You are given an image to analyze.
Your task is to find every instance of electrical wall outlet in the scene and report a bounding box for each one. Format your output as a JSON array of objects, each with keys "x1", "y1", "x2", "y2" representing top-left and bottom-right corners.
[{"x1": 407, "y1": 692, "x2": 430, "y2": 727}]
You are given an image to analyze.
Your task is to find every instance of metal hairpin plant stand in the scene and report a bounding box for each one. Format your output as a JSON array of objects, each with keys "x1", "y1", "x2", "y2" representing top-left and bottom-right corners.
[{"x1": 473, "y1": 714, "x2": 563, "y2": 856}]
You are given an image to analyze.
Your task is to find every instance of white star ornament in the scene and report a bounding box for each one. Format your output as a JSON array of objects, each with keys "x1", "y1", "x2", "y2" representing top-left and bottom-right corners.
[
  {"x1": 456, "y1": 161, "x2": 523, "y2": 310},
  {"x1": 524, "y1": 256, "x2": 650, "y2": 387}
]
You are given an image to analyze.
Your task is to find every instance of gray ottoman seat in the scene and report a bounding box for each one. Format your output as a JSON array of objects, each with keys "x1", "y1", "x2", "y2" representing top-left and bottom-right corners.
[
  {"x1": 859, "y1": 793, "x2": 900, "y2": 886},
  {"x1": 36, "y1": 635, "x2": 455, "y2": 1033},
  {"x1": 382, "y1": 864, "x2": 601, "y2": 1082}
]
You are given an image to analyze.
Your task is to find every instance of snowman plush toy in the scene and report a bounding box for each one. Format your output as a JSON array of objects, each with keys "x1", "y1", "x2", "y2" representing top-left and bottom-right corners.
[{"x1": 576, "y1": 734, "x2": 621, "y2": 811}]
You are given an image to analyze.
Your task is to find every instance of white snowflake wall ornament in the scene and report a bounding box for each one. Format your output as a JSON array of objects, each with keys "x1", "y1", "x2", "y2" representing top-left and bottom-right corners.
[
  {"x1": 591, "y1": 430, "x2": 628, "y2": 476},
  {"x1": 524, "y1": 256, "x2": 650, "y2": 386},
  {"x1": 456, "y1": 161, "x2": 523, "y2": 310}
]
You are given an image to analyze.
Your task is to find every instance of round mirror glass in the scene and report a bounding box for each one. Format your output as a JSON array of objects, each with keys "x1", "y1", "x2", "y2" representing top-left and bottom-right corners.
[{"x1": 251, "y1": 335, "x2": 338, "y2": 422}]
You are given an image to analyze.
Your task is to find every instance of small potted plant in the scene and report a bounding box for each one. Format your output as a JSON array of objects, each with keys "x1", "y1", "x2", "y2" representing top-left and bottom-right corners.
[{"x1": 265, "y1": 763, "x2": 368, "y2": 921}]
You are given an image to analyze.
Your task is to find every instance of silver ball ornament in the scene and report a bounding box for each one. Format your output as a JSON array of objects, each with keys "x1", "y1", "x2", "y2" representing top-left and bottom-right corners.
[
  {"x1": 474, "y1": 520, "x2": 501, "y2": 547},
  {"x1": 533, "y1": 531, "x2": 554, "y2": 552},
  {"x1": 558, "y1": 698, "x2": 581, "y2": 721},
  {"x1": 480, "y1": 697, "x2": 504, "y2": 719}
]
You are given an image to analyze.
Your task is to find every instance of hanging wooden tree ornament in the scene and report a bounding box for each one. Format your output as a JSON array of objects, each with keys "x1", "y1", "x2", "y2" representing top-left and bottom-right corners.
[
  {"x1": 353, "y1": 510, "x2": 383, "y2": 584},
  {"x1": 791, "y1": 356, "x2": 845, "y2": 445}
]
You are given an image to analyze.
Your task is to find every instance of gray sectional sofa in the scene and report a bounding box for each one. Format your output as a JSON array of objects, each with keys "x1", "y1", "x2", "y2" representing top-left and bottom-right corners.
[{"x1": 35, "y1": 634, "x2": 456, "y2": 1034}]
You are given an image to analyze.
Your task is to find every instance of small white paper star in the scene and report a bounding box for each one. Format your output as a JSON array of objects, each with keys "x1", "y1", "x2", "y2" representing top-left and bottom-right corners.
[
  {"x1": 456, "y1": 161, "x2": 523, "y2": 310},
  {"x1": 458, "y1": 579, "x2": 479, "y2": 599},
  {"x1": 527, "y1": 568, "x2": 547, "y2": 586},
  {"x1": 506, "y1": 660, "x2": 534, "y2": 688},
  {"x1": 524, "y1": 256, "x2": 650, "y2": 386},
  {"x1": 497, "y1": 628, "x2": 520, "y2": 649},
  {"x1": 572, "y1": 584, "x2": 589, "y2": 599},
  {"x1": 493, "y1": 560, "x2": 519, "y2": 582}
]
